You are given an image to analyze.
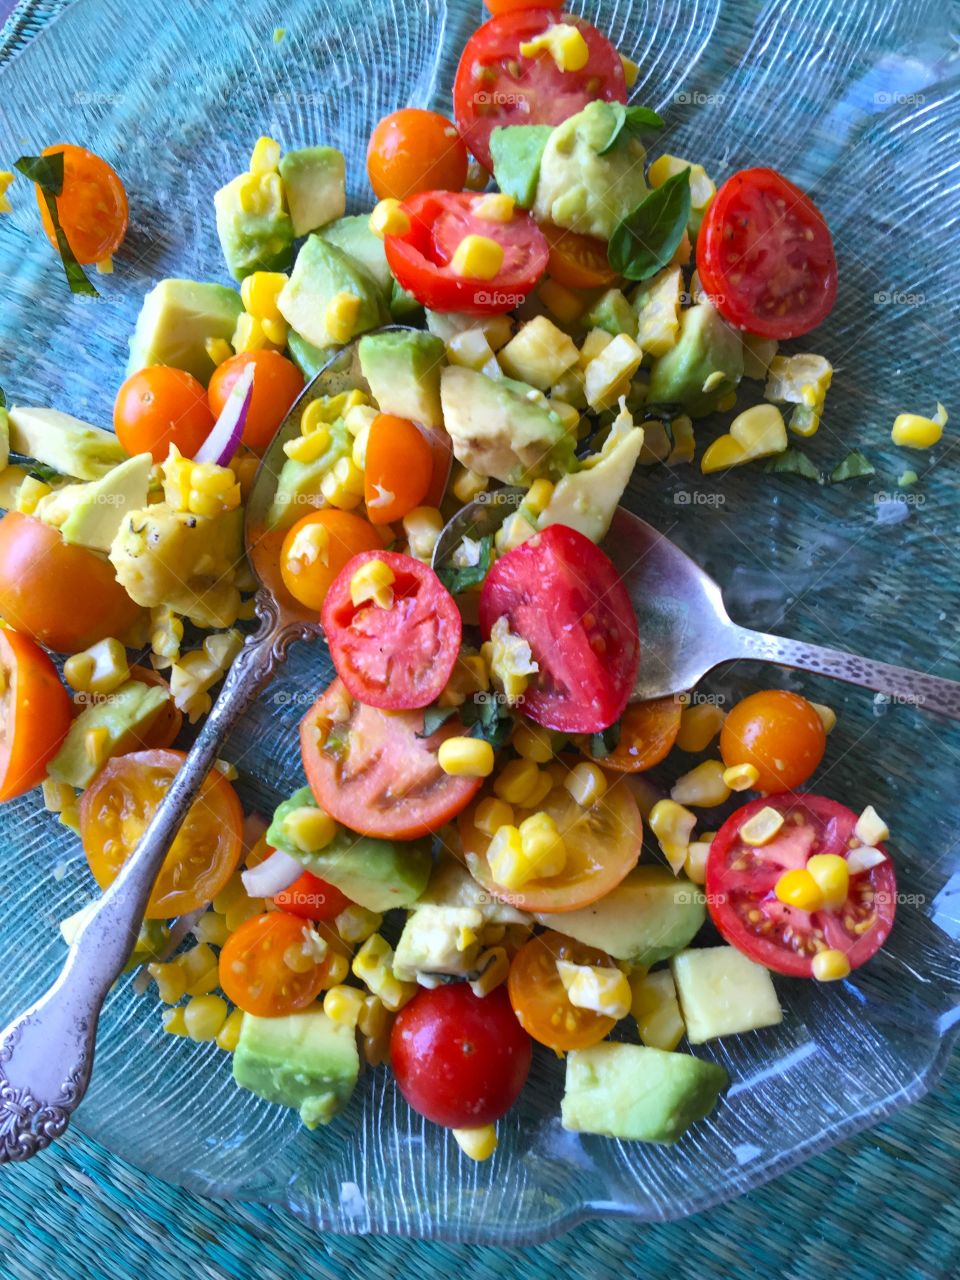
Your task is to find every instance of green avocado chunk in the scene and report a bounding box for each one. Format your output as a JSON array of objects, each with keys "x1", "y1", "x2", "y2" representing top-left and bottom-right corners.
[
  {"x1": 278, "y1": 145, "x2": 346, "y2": 237},
  {"x1": 646, "y1": 302, "x2": 744, "y2": 416},
  {"x1": 561, "y1": 1043, "x2": 728, "y2": 1143},
  {"x1": 267, "y1": 787, "x2": 432, "y2": 911},
  {"x1": 126, "y1": 279, "x2": 243, "y2": 384},
  {"x1": 534, "y1": 866, "x2": 705, "y2": 967},
  {"x1": 48, "y1": 680, "x2": 172, "y2": 788},
  {"x1": 585, "y1": 288, "x2": 637, "y2": 339},
  {"x1": 358, "y1": 330, "x2": 446, "y2": 431},
  {"x1": 318, "y1": 214, "x2": 392, "y2": 294},
  {"x1": 286, "y1": 329, "x2": 338, "y2": 381},
  {"x1": 266, "y1": 418, "x2": 352, "y2": 530},
  {"x1": 533, "y1": 102, "x2": 648, "y2": 241},
  {"x1": 232, "y1": 1009, "x2": 359, "y2": 1128},
  {"x1": 390, "y1": 278, "x2": 424, "y2": 321},
  {"x1": 0, "y1": 406, "x2": 10, "y2": 472},
  {"x1": 214, "y1": 172, "x2": 294, "y2": 281},
  {"x1": 277, "y1": 236, "x2": 388, "y2": 349},
  {"x1": 489, "y1": 124, "x2": 554, "y2": 209},
  {"x1": 47, "y1": 452, "x2": 153, "y2": 553},
  {"x1": 7, "y1": 406, "x2": 127, "y2": 481}
]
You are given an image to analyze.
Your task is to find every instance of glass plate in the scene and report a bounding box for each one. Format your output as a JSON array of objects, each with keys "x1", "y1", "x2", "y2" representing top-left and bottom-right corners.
[{"x1": 1, "y1": 0, "x2": 959, "y2": 1245}]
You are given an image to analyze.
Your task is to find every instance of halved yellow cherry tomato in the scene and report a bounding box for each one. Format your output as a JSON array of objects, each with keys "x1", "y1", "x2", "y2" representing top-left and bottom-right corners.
[
  {"x1": 219, "y1": 912, "x2": 349, "y2": 1017},
  {"x1": 508, "y1": 930, "x2": 617, "y2": 1050},
  {"x1": 280, "y1": 509, "x2": 384, "y2": 613}
]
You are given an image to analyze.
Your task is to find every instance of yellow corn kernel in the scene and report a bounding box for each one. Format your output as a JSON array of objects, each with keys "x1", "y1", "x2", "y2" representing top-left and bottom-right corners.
[
  {"x1": 564, "y1": 762, "x2": 608, "y2": 808},
  {"x1": 453, "y1": 1124, "x2": 498, "y2": 1161},
  {"x1": 684, "y1": 840, "x2": 711, "y2": 885},
  {"x1": 369, "y1": 198, "x2": 411, "y2": 238},
  {"x1": 363, "y1": 1025, "x2": 392, "y2": 1068},
  {"x1": 250, "y1": 135, "x2": 281, "y2": 173},
  {"x1": 350, "y1": 557, "x2": 396, "y2": 610},
  {"x1": 619, "y1": 52, "x2": 640, "y2": 88},
  {"x1": 42, "y1": 778, "x2": 75, "y2": 813},
  {"x1": 493, "y1": 510, "x2": 538, "y2": 557},
  {"x1": 775, "y1": 867, "x2": 824, "y2": 912},
  {"x1": 179, "y1": 943, "x2": 220, "y2": 997},
  {"x1": 667, "y1": 415, "x2": 696, "y2": 465},
  {"x1": 323, "y1": 984, "x2": 366, "y2": 1028},
  {"x1": 449, "y1": 234, "x2": 504, "y2": 281},
  {"x1": 216, "y1": 1008, "x2": 245, "y2": 1052},
  {"x1": 670, "y1": 760, "x2": 730, "y2": 807},
  {"x1": 474, "y1": 193, "x2": 515, "y2": 223},
  {"x1": 358, "y1": 994, "x2": 389, "y2": 1040},
  {"x1": 649, "y1": 799, "x2": 697, "y2": 853},
  {"x1": 557, "y1": 960, "x2": 631, "y2": 1018},
  {"x1": 512, "y1": 722, "x2": 554, "y2": 764},
  {"x1": 161, "y1": 1006, "x2": 189, "y2": 1038},
  {"x1": 494, "y1": 758, "x2": 542, "y2": 806},
  {"x1": 518, "y1": 811, "x2": 566, "y2": 876},
  {"x1": 811, "y1": 702, "x2": 837, "y2": 734},
  {"x1": 325, "y1": 290, "x2": 362, "y2": 344},
  {"x1": 63, "y1": 652, "x2": 95, "y2": 693},
  {"x1": 452, "y1": 464, "x2": 489, "y2": 503},
  {"x1": 204, "y1": 336, "x2": 234, "y2": 367},
  {"x1": 184, "y1": 994, "x2": 228, "y2": 1042},
  {"x1": 487, "y1": 825, "x2": 532, "y2": 891},
  {"x1": 0, "y1": 170, "x2": 14, "y2": 213},
  {"x1": 335, "y1": 904, "x2": 382, "y2": 944},
  {"x1": 475, "y1": 796, "x2": 515, "y2": 836},
  {"x1": 722, "y1": 763, "x2": 759, "y2": 792},
  {"x1": 403, "y1": 506, "x2": 444, "y2": 561},
  {"x1": 16, "y1": 476, "x2": 52, "y2": 515},
  {"x1": 676, "y1": 702, "x2": 724, "y2": 752},
  {"x1": 854, "y1": 804, "x2": 889, "y2": 846},
  {"x1": 240, "y1": 270, "x2": 287, "y2": 320},
  {"x1": 740, "y1": 806, "x2": 785, "y2": 846},
  {"x1": 438, "y1": 736, "x2": 495, "y2": 778},
  {"x1": 523, "y1": 478, "x2": 554, "y2": 517},
  {"x1": 232, "y1": 311, "x2": 269, "y2": 354},
  {"x1": 648, "y1": 155, "x2": 716, "y2": 216},
  {"x1": 148, "y1": 960, "x2": 188, "y2": 1005},
  {"x1": 283, "y1": 425, "x2": 331, "y2": 464},
  {"x1": 806, "y1": 853, "x2": 850, "y2": 910},
  {"x1": 320, "y1": 455, "x2": 364, "y2": 509},
  {"x1": 281, "y1": 805, "x2": 337, "y2": 854},
  {"x1": 891, "y1": 402, "x2": 947, "y2": 449},
  {"x1": 261, "y1": 315, "x2": 288, "y2": 345},
  {"x1": 538, "y1": 278, "x2": 587, "y2": 327},
  {"x1": 84, "y1": 726, "x2": 111, "y2": 768},
  {"x1": 629, "y1": 969, "x2": 685, "y2": 1050},
  {"x1": 468, "y1": 946, "x2": 510, "y2": 998},
  {"x1": 811, "y1": 948, "x2": 851, "y2": 982},
  {"x1": 352, "y1": 935, "x2": 416, "y2": 1011},
  {"x1": 519, "y1": 23, "x2": 589, "y2": 72},
  {"x1": 351, "y1": 420, "x2": 372, "y2": 471},
  {"x1": 192, "y1": 911, "x2": 230, "y2": 948},
  {"x1": 284, "y1": 521, "x2": 331, "y2": 576}
]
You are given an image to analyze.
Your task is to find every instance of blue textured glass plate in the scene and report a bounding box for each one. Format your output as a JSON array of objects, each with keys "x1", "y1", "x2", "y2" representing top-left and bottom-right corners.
[{"x1": 1, "y1": 0, "x2": 959, "y2": 1245}]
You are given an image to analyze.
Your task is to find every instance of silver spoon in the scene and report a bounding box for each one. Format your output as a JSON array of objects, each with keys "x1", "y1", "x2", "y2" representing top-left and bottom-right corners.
[
  {"x1": 434, "y1": 490, "x2": 960, "y2": 718},
  {"x1": 0, "y1": 338, "x2": 380, "y2": 1162}
]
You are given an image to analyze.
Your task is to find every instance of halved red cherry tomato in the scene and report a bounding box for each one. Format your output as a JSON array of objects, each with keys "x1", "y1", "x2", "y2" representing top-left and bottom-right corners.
[
  {"x1": 0, "y1": 513, "x2": 143, "y2": 653},
  {"x1": 384, "y1": 190, "x2": 548, "y2": 313},
  {"x1": 114, "y1": 365, "x2": 214, "y2": 461},
  {"x1": 390, "y1": 984, "x2": 532, "y2": 1128},
  {"x1": 542, "y1": 224, "x2": 619, "y2": 289},
  {"x1": 207, "y1": 350, "x2": 305, "y2": 453},
  {"x1": 459, "y1": 765, "x2": 642, "y2": 912},
  {"x1": 581, "y1": 696, "x2": 681, "y2": 772},
  {"x1": 321, "y1": 551, "x2": 461, "y2": 710},
  {"x1": 485, "y1": 0, "x2": 562, "y2": 12},
  {"x1": 80, "y1": 748, "x2": 244, "y2": 919},
  {"x1": 720, "y1": 689, "x2": 826, "y2": 793},
  {"x1": 219, "y1": 912, "x2": 345, "y2": 1016},
  {"x1": 697, "y1": 167, "x2": 838, "y2": 339},
  {"x1": 363, "y1": 414, "x2": 434, "y2": 524},
  {"x1": 508, "y1": 930, "x2": 617, "y2": 1049},
  {"x1": 706, "y1": 792, "x2": 897, "y2": 977},
  {"x1": 274, "y1": 868, "x2": 352, "y2": 921},
  {"x1": 37, "y1": 143, "x2": 128, "y2": 265},
  {"x1": 301, "y1": 678, "x2": 483, "y2": 839},
  {"x1": 280, "y1": 509, "x2": 384, "y2": 614},
  {"x1": 453, "y1": 10, "x2": 626, "y2": 172},
  {"x1": 479, "y1": 524, "x2": 639, "y2": 733},
  {"x1": 367, "y1": 109, "x2": 469, "y2": 201},
  {"x1": 0, "y1": 629, "x2": 71, "y2": 801}
]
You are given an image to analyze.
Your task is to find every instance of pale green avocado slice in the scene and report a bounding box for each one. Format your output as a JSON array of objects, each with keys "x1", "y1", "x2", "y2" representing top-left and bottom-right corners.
[
  {"x1": 277, "y1": 236, "x2": 388, "y2": 349},
  {"x1": 48, "y1": 680, "x2": 172, "y2": 788},
  {"x1": 7, "y1": 406, "x2": 126, "y2": 481},
  {"x1": 278, "y1": 145, "x2": 346, "y2": 237},
  {"x1": 214, "y1": 173, "x2": 294, "y2": 281},
  {"x1": 57, "y1": 452, "x2": 153, "y2": 553},
  {"x1": 358, "y1": 330, "x2": 446, "y2": 431},
  {"x1": 318, "y1": 214, "x2": 392, "y2": 295},
  {"x1": 585, "y1": 288, "x2": 637, "y2": 339},
  {"x1": 489, "y1": 124, "x2": 553, "y2": 209},
  {"x1": 126, "y1": 279, "x2": 243, "y2": 384},
  {"x1": 646, "y1": 303, "x2": 744, "y2": 417},
  {"x1": 233, "y1": 1010, "x2": 359, "y2": 1129},
  {"x1": 286, "y1": 329, "x2": 338, "y2": 381}
]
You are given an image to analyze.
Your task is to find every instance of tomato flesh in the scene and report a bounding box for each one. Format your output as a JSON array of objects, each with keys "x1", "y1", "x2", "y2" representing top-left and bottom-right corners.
[
  {"x1": 390, "y1": 984, "x2": 532, "y2": 1127},
  {"x1": 453, "y1": 10, "x2": 626, "y2": 172},
  {"x1": 37, "y1": 143, "x2": 128, "y2": 265},
  {"x1": 364, "y1": 414, "x2": 434, "y2": 524},
  {"x1": 583, "y1": 696, "x2": 681, "y2": 772},
  {"x1": 367, "y1": 109, "x2": 469, "y2": 201},
  {"x1": 321, "y1": 551, "x2": 461, "y2": 710},
  {"x1": 0, "y1": 629, "x2": 72, "y2": 801},
  {"x1": 697, "y1": 167, "x2": 837, "y2": 339},
  {"x1": 479, "y1": 524, "x2": 639, "y2": 733},
  {"x1": 706, "y1": 792, "x2": 896, "y2": 977},
  {"x1": 114, "y1": 365, "x2": 214, "y2": 462},
  {"x1": 720, "y1": 689, "x2": 826, "y2": 793},
  {"x1": 542, "y1": 224, "x2": 619, "y2": 289},
  {"x1": 274, "y1": 869, "x2": 352, "y2": 921},
  {"x1": 508, "y1": 930, "x2": 617, "y2": 1050},
  {"x1": 207, "y1": 350, "x2": 305, "y2": 453},
  {"x1": 301, "y1": 678, "x2": 483, "y2": 839}
]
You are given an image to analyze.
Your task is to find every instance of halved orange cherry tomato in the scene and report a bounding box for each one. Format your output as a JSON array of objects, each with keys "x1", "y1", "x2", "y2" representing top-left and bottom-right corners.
[
  {"x1": 485, "y1": 0, "x2": 562, "y2": 12},
  {"x1": 0, "y1": 513, "x2": 143, "y2": 653},
  {"x1": 114, "y1": 365, "x2": 214, "y2": 462},
  {"x1": 541, "y1": 224, "x2": 620, "y2": 289},
  {"x1": 459, "y1": 766, "x2": 642, "y2": 912},
  {"x1": 80, "y1": 748, "x2": 244, "y2": 919},
  {"x1": 363, "y1": 414, "x2": 434, "y2": 524},
  {"x1": 207, "y1": 350, "x2": 304, "y2": 453},
  {"x1": 581, "y1": 697, "x2": 682, "y2": 773},
  {"x1": 219, "y1": 911, "x2": 345, "y2": 1016},
  {"x1": 508, "y1": 930, "x2": 617, "y2": 1050},
  {"x1": 0, "y1": 629, "x2": 71, "y2": 802},
  {"x1": 280, "y1": 509, "x2": 384, "y2": 613},
  {"x1": 367, "y1": 109, "x2": 468, "y2": 201},
  {"x1": 720, "y1": 689, "x2": 826, "y2": 793},
  {"x1": 37, "y1": 143, "x2": 128, "y2": 265}
]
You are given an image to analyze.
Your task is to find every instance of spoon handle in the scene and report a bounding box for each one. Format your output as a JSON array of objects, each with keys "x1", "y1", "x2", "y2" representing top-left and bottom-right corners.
[
  {"x1": 0, "y1": 594, "x2": 310, "y2": 1163},
  {"x1": 730, "y1": 627, "x2": 960, "y2": 721}
]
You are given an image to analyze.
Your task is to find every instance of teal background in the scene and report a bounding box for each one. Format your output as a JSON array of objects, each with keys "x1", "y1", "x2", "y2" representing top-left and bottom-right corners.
[{"x1": 0, "y1": 1, "x2": 957, "y2": 1275}]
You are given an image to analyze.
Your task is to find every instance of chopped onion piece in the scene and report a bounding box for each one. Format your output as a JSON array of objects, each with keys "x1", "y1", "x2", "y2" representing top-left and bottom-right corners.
[
  {"x1": 241, "y1": 848, "x2": 303, "y2": 899},
  {"x1": 846, "y1": 845, "x2": 888, "y2": 874},
  {"x1": 194, "y1": 361, "x2": 254, "y2": 465}
]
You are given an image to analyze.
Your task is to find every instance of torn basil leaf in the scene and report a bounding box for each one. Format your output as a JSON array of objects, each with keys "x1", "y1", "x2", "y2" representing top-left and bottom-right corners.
[
  {"x1": 462, "y1": 693, "x2": 516, "y2": 751},
  {"x1": 418, "y1": 704, "x2": 459, "y2": 738},
  {"x1": 830, "y1": 450, "x2": 875, "y2": 483},
  {"x1": 598, "y1": 103, "x2": 665, "y2": 156},
  {"x1": 436, "y1": 534, "x2": 494, "y2": 596},
  {"x1": 27, "y1": 461, "x2": 60, "y2": 485},
  {"x1": 608, "y1": 168, "x2": 691, "y2": 282},
  {"x1": 0, "y1": 385, "x2": 6, "y2": 410},
  {"x1": 14, "y1": 153, "x2": 99, "y2": 297},
  {"x1": 589, "y1": 720, "x2": 621, "y2": 758},
  {"x1": 765, "y1": 449, "x2": 822, "y2": 482}
]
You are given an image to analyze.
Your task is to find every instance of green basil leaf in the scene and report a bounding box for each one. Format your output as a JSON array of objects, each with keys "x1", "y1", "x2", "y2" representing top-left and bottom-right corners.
[
  {"x1": 830, "y1": 450, "x2": 875, "y2": 483},
  {"x1": 436, "y1": 534, "x2": 494, "y2": 596},
  {"x1": 418, "y1": 704, "x2": 459, "y2": 738},
  {"x1": 27, "y1": 461, "x2": 60, "y2": 485},
  {"x1": 764, "y1": 449, "x2": 822, "y2": 482},
  {"x1": 0, "y1": 385, "x2": 6, "y2": 410},
  {"x1": 608, "y1": 168, "x2": 691, "y2": 282},
  {"x1": 588, "y1": 720, "x2": 621, "y2": 758},
  {"x1": 625, "y1": 106, "x2": 664, "y2": 131},
  {"x1": 462, "y1": 693, "x2": 516, "y2": 751},
  {"x1": 14, "y1": 153, "x2": 99, "y2": 297},
  {"x1": 597, "y1": 104, "x2": 664, "y2": 157}
]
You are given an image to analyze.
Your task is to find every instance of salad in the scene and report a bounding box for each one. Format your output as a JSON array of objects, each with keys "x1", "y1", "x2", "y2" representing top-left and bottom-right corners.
[{"x1": 1, "y1": 0, "x2": 930, "y2": 1160}]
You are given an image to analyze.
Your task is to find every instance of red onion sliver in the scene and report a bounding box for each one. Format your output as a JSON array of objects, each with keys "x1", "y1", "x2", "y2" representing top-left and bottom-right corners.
[{"x1": 194, "y1": 360, "x2": 254, "y2": 465}]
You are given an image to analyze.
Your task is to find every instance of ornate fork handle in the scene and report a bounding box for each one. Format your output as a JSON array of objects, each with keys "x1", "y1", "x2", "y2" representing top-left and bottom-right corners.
[{"x1": 0, "y1": 594, "x2": 318, "y2": 1163}]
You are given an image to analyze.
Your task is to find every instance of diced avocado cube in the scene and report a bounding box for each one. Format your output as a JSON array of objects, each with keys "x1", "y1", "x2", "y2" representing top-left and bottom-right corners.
[
  {"x1": 390, "y1": 277, "x2": 424, "y2": 321},
  {"x1": 671, "y1": 946, "x2": 783, "y2": 1043},
  {"x1": 277, "y1": 236, "x2": 388, "y2": 350},
  {"x1": 393, "y1": 904, "x2": 486, "y2": 982},
  {"x1": 48, "y1": 453, "x2": 153, "y2": 553},
  {"x1": 318, "y1": 214, "x2": 392, "y2": 294},
  {"x1": 266, "y1": 418, "x2": 352, "y2": 530},
  {"x1": 233, "y1": 1009, "x2": 359, "y2": 1128},
  {"x1": 214, "y1": 172, "x2": 294, "y2": 282},
  {"x1": 0, "y1": 406, "x2": 10, "y2": 472},
  {"x1": 489, "y1": 124, "x2": 554, "y2": 209},
  {"x1": 48, "y1": 680, "x2": 172, "y2": 788},
  {"x1": 585, "y1": 288, "x2": 637, "y2": 339},
  {"x1": 358, "y1": 330, "x2": 446, "y2": 431},
  {"x1": 646, "y1": 302, "x2": 743, "y2": 416},
  {"x1": 631, "y1": 267, "x2": 683, "y2": 358},
  {"x1": 8, "y1": 407, "x2": 126, "y2": 481},
  {"x1": 561, "y1": 1043, "x2": 728, "y2": 1143},
  {"x1": 126, "y1": 279, "x2": 243, "y2": 384},
  {"x1": 538, "y1": 424, "x2": 644, "y2": 543},
  {"x1": 286, "y1": 329, "x2": 338, "y2": 381},
  {"x1": 279, "y1": 146, "x2": 346, "y2": 238},
  {"x1": 534, "y1": 866, "x2": 705, "y2": 967}
]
